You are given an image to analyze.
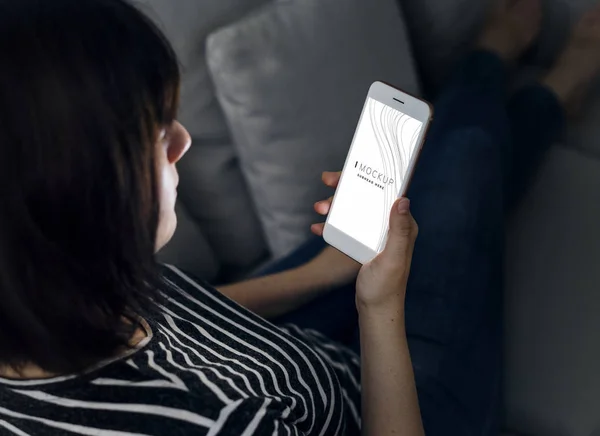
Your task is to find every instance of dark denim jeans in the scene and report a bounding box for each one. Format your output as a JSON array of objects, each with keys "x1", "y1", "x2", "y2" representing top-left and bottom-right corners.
[{"x1": 259, "y1": 51, "x2": 565, "y2": 436}]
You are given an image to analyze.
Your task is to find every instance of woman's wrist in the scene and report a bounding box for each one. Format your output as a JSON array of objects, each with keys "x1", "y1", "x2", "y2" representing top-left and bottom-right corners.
[
  {"x1": 355, "y1": 274, "x2": 408, "y2": 312},
  {"x1": 357, "y1": 294, "x2": 406, "y2": 322}
]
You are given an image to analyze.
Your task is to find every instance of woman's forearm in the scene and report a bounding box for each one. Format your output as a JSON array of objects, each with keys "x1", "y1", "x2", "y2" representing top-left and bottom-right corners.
[
  {"x1": 359, "y1": 299, "x2": 424, "y2": 436},
  {"x1": 218, "y1": 246, "x2": 359, "y2": 318},
  {"x1": 217, "y1": 264, "x2": 333, "y2": 318}
]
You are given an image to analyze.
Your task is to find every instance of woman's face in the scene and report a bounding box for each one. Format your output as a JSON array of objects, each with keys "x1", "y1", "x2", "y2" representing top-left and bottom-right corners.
[{"x1": 155, "y1": 121, "x2": 191, "y2": 252}]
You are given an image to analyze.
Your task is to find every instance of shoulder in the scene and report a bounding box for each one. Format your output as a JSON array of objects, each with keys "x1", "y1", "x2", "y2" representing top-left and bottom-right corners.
[
  {"x1": 158, "y1": 263, "x2": 217, "y2": 297},
  {"x1": 157, "y1": 263, "x2": 238, "y2": 316},
  {"x1": 156, "y1": 263, "x2": 260, "y2": 326}
]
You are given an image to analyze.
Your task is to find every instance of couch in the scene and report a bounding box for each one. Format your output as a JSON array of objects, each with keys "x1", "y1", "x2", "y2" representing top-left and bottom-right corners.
[{"x1": 141, "y1": 0, "x2": 600, "y2": 434}]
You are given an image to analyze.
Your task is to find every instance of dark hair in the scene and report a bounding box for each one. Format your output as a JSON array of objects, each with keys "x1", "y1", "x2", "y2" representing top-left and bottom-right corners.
[{"x1": 0, "y1": 0, "x2": 180, "y2": 374}]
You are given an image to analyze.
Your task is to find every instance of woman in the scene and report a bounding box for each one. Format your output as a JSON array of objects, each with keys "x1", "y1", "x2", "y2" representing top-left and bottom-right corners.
[{"x1": 0, "y1": 0, "x2": 598, "y2": 435}]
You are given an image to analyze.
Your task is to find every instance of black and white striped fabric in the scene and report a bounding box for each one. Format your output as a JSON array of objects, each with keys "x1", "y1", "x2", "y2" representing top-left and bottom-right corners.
[{"x1": 0, "y1": 265, "x2": 361, "y2": 435}]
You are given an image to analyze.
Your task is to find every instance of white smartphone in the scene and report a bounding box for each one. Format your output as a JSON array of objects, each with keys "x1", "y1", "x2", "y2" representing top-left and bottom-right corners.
[{"x1": 323, "y1": 81, "x2": 433, "y2": 264}]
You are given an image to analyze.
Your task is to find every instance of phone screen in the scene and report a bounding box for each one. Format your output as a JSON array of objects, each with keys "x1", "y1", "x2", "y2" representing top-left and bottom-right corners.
[{"x1": 328, "y1": 97, "x2": 425, "y2": 253}]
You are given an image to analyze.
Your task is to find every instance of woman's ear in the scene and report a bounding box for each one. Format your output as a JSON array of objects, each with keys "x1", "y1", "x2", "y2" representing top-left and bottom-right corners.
[{"x1": 166, "y1": 121, "x2": 191, "y2": 164}]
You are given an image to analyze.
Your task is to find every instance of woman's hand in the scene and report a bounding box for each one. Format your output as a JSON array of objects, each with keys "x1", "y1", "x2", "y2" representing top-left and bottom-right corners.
[
  {"x1": 310, "y1": 171, "x2": 341, "y2": 237},
  {"x1": 310, "y1": 172, "x2": 417, "y2": 296},
  {"x1": 356, "y1": 198, "x2": 418, "y2": 309},
  {"x1": 357, "y1": 198, "x2": 423, "y2": 436},
  {"x1": 309, "y1": 171, "x2": 361, "y2": 287}
]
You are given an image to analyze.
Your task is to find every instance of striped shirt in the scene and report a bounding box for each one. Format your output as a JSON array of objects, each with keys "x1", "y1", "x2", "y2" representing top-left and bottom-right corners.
[{"x1": 0, "y1": 265, "x2": 361, "y2": 435}]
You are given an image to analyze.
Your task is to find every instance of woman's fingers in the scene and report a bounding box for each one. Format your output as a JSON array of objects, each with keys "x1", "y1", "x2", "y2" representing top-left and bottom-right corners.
[
  {"x1": 314, "y1": 196, "x2": 334, "y2": 215},
  {"x1": 377, "y1": 198, "x2": 418, "y2": 272},
  {"x1": 312, "y1": 172, "x2": 340, "y2": 235},
  {"x1": 322, "y1": 171, "x2": 341, "y2": 188},
  {"x1": 311, "y1": 223, "x2": 325, "y2": 236}
]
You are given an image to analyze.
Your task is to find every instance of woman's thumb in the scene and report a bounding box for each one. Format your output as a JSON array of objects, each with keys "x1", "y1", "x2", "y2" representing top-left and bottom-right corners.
[{"x1": 384, "y1": 198, "x2": 418, "y2": 257}]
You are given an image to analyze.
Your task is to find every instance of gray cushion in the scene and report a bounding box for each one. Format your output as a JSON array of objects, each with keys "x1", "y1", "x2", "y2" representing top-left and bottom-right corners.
[
  {"x1": 139, "y1": 0, "x2": 270, "y2": 272},
  {"x1": 157, "y1": 201, "x2": 219, "y2": 281},
  {"x1": 206, "y1": 0, "x2": 420, "y2": 256},
  {"x1": 504, "y1": 145, "x2": 600, "y2": 436}
]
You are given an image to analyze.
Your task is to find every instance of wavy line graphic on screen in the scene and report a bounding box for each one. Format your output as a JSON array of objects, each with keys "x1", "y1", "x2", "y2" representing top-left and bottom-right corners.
[{"x1": 367, "y1": 99, "x2": 420, "y2": 252}]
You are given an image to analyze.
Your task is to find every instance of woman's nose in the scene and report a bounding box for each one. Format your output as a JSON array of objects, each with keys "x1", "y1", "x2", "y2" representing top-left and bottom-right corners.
[{"x1": 167, "y1": 121, "x2": 191, "y2": 164}]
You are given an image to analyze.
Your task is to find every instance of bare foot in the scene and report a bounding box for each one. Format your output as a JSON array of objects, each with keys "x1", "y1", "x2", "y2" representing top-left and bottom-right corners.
[
  {"x1": 477, "y1": 0, "x2": 542, "y2": 62},
  {"x1": 543, "y1": 5, "x2": 600, "y2": 116}
]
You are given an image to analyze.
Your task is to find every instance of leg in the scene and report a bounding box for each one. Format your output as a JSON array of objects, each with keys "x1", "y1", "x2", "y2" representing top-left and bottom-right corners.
[
  {"x1": 381, "y1": 2, "x2": 545, "y2": 433},
  {"x1": 403, "y1": 60, "x2": 564, "y2": 436},
  {"x1": 403, "y1": 50, "x2": 509, "y2": 436},
  {"x1": 505, "y1": 84, "x2": 565, "y2": 210},
  {"x1": 391, "y1": 0, "x2": 600, "y2": 432}
]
